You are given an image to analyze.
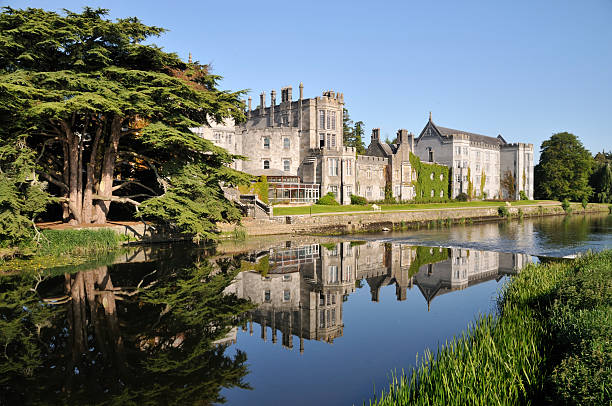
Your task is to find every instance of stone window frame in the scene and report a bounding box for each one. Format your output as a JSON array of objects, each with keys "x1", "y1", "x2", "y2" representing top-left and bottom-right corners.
[
  {"x1": 319, "y1": 110, "x2": 325, "y2": 129},
  {"x1": 283, "y1": 159, "x2": 290, "y2": 172},
  {"x1": 328, "y1": 158, "x2": 338, "y2": 176},
  {"x1": 263, "y1": 137, "x2": 270, "y2": 149},
  {"x1": 283, "y1": 289, "x2": 291, "y2": 302},
  {"x1": 283, "y1": 137, "x2": 290, "y2": 149},
  {"x1": 263, "y1": 160, "x2": 270, "y2": 170},
  {"x1": 346, "y1": 159, "x2": 352, "y2": 176},
  {"x1": 331, "y1": 133, "x2": 336, "y2": 148},
  {"x1": 330, "y1": 110, "x2": 336, "y2": 130}
]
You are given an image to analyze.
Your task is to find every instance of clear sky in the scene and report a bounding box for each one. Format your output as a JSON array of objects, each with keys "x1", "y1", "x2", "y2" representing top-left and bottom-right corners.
[{"x1": 5, "y1": 0, "x2": 612, "y2": 159}]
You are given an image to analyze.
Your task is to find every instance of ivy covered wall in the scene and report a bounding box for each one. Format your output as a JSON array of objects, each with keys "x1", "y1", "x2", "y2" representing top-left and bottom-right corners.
[{"x1": 409, "y1": 152, "x2": 450, "y2": 202}]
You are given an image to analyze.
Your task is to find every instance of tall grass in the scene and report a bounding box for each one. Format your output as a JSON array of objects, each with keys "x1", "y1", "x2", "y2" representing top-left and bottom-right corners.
[
  {"x1": 38, "y1": 229, "x2": 121, "y2": 256},
  {"x1": 367, "y1": 251, "x2": 611, "y2": 406}
]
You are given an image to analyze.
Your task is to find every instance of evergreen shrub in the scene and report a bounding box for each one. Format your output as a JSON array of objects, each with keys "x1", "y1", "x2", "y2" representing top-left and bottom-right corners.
[
  {"x1": 350, "y1": 194, "x2": 368, "y2": 205},
  {"x1": 316, "y1": 192, "x2": 339, "y2": 205}
]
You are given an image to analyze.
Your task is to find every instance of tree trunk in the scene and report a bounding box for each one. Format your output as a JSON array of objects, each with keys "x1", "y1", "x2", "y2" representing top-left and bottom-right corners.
[
  {"x1": 94, "y1": 117, "x2": 122, "y2": 224},
  {"x1": 82, "y1": 125, "x2": 103, "y2": 224},
  {"x1": 62, "y1": 142, "x2": 71, "y2": 222},
  {"x1": 65, "y1": 124, "x2": 82, "y2": 224}
]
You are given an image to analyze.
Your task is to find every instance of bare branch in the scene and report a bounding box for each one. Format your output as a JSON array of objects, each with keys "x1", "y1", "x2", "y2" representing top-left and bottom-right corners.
[{"x1": 112, "y1": 179, "x2": 158, "y2": 194}]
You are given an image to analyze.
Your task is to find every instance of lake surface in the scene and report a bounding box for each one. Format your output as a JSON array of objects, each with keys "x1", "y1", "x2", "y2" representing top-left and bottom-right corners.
[{"x1": 1, "y1": 213, "x2": 611, "y2": 406}]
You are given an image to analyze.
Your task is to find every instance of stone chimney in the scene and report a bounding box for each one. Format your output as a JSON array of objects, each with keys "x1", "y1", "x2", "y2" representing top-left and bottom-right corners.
[
  {"x1": 397, "y1": 129, "x2": 408, "y2": 143},
  {"x1": 299, "y1": 82, "x2": 304, "y2": 100},
  {"x1": 247, "y1": 96, "x2": 252, "y2": 118},
  {"x1": 270, "y1": 90, "x2": 276, "y2": 126},
  {"x1": 259, "y1": 92, "x2": 265, "y2": 114},
  {"x1": 372, "y1": 128, "x2": 381, "y2": 141}
]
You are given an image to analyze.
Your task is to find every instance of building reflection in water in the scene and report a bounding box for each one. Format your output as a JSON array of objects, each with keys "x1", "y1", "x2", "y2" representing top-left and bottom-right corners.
[{"x1": 225, "y1": 241, "x2": 532, "y2": 353}]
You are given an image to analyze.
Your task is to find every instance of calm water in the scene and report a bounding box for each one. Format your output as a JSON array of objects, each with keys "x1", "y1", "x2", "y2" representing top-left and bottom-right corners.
[{"x1": 1, "y1": 213, "x2": 611, "y2": 406}]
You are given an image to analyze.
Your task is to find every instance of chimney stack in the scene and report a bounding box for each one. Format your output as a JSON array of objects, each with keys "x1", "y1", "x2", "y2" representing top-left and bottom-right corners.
[
  {"x1": 372, "y1": 128, "x2": 380, "y2": 141},
  {"x1": 270, "y1": 90, "x2": 276, "y2": 126},
  {"x1": 299, "y1": 82, "x2": 304, "y2": 100},
  {"x1": 260, "y1": 92, "x2": 265, "y2": 114}
]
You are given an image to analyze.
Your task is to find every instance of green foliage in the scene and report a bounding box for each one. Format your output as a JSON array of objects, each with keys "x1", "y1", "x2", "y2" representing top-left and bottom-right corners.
[
  {"x1": 0, "y1": 139, "x2": 50, "y2": 247},
  {"x1": 384, "y1": 182, "x2": 396, "y2": 204},
  {"x1": 408, "y1": 246, "x2": 449, "y2": 277},
  {"x1": 0, "y1": 6, "x2": 247, "y2": 238},
  {"x1": 519, "y1": 190, "x2": 528, "y2": 200},
  {"x1": 501, "y1": 170, "x2": 516, "y2": 200},
  {"x1": 254, "y1": 175, "x2": 269, "y2": 204},
  {"x1": 232, "y1": 226, "x2": 247, "y2": 240},
  {"x1": 350, "y1": 194, "x2": 368, "y2": 205},
  {"x1": 467, "y1": 167, "x2": 473, "y2": 199},
  {"x1": 409, "y1": 152, "x2": 449, "y2": 202},
  {"x1": 455, "y1": 192, "x2": 468, "y2": 202},
  {"x1": 480, "y1": 170, "x2": 486, "y2": 199},
  {"x1": 581, "y1": 198, "x2": 588, "y2": 210},
  {"x1": 239, "y1": 254, "x2": 270, "y2": 276},
  {"x1": 0, "y1": 252, "x2": 254, "y2": 405},
  {"x1": 368, "y1": 247, "x2": 612, "y2": 406},
  {"x1": 497, "y1": 206, "x2": 510, "y2": 218},
  {"x1": 343, "y1": 108, "x2": 366, "y2": 155},
  {"x1": 535, "y1": 132, "x2": 594, "y2": 201},
  {"x1": 590, "y1": 161, "x2": 612, "y2": 203},
  {"x1": 561, "y1": 198, "x2": 571, "y2": 213},
  {"x1": 38, "y1": 228, "x2": 121, "y2": 256},
  {"x1": 316, "y1": 192, "x2": 339, "y2": 205}
]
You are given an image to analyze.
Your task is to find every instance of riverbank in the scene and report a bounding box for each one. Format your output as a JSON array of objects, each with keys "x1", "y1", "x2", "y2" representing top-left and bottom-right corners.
[
  {"x1": 368, "y1": 250, "x2": 612, "y2": 406},
  {"x1": 220, "y1": 202, "x2": 610, "y2": 237},
  {"x1": 0, "y1": 228, "x2": 126, "y2": 274}
]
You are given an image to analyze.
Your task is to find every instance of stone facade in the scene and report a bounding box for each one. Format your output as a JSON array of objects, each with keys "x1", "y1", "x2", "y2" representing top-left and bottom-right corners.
[
  {"x1": 194, "y1": 88, "x2": 534, "y2": 204},
  {"x1": 414, "y1": 114, "x2": 534, "y2": 199}
]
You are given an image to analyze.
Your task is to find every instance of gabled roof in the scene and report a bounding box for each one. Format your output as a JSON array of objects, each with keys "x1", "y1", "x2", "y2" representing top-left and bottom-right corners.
[{"x1": 418, "y1": 117, "x2": 506, "y2": 147}]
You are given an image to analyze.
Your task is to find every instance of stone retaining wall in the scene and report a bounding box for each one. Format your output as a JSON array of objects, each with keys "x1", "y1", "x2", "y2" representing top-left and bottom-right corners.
[{"x1": 224, "y1": 203, "x2": 609, "y2": 237}]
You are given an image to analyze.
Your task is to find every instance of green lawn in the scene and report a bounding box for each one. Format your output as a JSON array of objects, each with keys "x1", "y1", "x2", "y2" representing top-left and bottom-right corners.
[{"x1": 272, "y1": 200, "x2": 557, "y2": 216}]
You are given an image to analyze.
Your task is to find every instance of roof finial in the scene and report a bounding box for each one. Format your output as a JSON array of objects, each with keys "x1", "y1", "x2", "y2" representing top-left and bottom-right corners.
[
  {"x1": 429, "y1": 111, "x2": 432, "y2": 122},
  {"x1": 188, "y1": 52, "x2": 192, "y2": 64}
]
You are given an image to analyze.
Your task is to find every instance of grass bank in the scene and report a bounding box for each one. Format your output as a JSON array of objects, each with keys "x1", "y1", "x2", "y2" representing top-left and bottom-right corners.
[
  {"x1": 0, "y1": 229, "x2": 124, "y2": 273},
  {"x1": 367, "y1": 250, "x2": 612, "y2": 406},
  {"x1": 273, "y1": 200, "x2": 555, "y2": 216}
]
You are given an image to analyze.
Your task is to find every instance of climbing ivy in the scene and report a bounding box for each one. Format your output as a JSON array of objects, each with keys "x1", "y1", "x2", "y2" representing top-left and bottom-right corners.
[
  {"x1": 238, "y1": 175, "x2": 269, "y2": 204},
  {"x1": 409, "y1": 152, "x2": 450, "y2": 203},
  {"x1": 481, "y1": 170, "x2": 486, "y2": 199},
  {"x1": 408, "y1": 246, "x2": 450, "y2": 277},
  {"x1": 467, "y1": 167, "x2": 474, "y2": 199}
]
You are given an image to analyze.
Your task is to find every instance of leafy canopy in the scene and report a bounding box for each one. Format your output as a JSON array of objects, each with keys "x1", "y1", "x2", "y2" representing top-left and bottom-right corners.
[
  {"x1": 535, "y1": 132, "x2": 593, "y2": 201},
  {"x1": 0, "y1": 6, "x2": 249, "y2": 242}
]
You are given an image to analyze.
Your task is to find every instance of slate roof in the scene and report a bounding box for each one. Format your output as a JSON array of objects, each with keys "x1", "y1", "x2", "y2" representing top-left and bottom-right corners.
[{"x1": 433, "y1": 123, "x2": 506, "y2": 146}]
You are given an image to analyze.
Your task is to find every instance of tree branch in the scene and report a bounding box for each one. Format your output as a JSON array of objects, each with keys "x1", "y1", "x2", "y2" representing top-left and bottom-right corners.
[
  {"x1": 112, "y1": 179, "x2": 158, "y2": 194},
  {"x1": 36, "y1": 170, "x2": 68, "y2": 191}
]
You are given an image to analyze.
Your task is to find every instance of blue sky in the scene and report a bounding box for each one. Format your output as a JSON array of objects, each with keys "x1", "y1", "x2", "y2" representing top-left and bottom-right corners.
[{"x1": 5, "y1": 0, "x2": 612, "y2": 159}]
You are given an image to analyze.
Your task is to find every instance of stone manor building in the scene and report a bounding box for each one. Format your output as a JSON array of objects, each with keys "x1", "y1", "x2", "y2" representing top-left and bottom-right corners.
[{"x1": 193, "y1": 84, "x2": 533, "y2": 203}]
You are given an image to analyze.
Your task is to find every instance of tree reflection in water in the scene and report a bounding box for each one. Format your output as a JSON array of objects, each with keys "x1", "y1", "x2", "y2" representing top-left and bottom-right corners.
[{"x1": 0, "y1": 252, "x2": 253, "y2": 405}]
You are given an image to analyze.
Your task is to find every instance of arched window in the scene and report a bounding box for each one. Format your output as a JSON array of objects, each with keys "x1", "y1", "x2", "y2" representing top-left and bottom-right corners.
[{"x1": 263, "y1": 160, "x2": 270, "y2": 169}]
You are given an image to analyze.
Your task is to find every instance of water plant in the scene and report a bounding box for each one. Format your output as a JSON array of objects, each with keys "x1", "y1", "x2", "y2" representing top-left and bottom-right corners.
[
  {"x1": 497, "y1": 206, "x2": 510, "y2": 218},
  {"x1": 368, "y1": 250, "x2": 612, "y2": 406},
  {"x1": 232, "y1": 226, "x2": 247, "y2": 241},
  {"x1": 561, "y1": 199, "x2": 571, "y2": 213},
  {"x1": 518, "y1": 208, "x2": 524, "y2": 219},
  {"x1": 38, "y1": 229, "x2": 122, "y2": 256}
]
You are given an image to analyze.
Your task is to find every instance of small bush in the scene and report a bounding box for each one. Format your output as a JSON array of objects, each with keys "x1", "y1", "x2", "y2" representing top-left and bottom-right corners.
[
  {"x1": 455, "y1": 192, "x2": 468, "y2": 202},
  {"x1": 498, "y1": 206, "x2": 510, "y2": 218},
  {"x1": 350, "y1": 194, "x2": 368, "y2": 205},
  {"x1": 519, "y1": 190, "x2": 528, "y2": 200},
  {"x1": 561, "y1": 199, "x2": 571, "y2": 213},
  {"x1": 316, "y1": 192, "x2": 339, "y2": 205},
  {"x1": 609, "y1": 204, "x2": 612, "y2": 214},
  {"x1": 581, "y1": 198, "x2": 588, "y2": 210},
  {"x1": 518, "y1": 208, "x2": 524, "y2": 219}
]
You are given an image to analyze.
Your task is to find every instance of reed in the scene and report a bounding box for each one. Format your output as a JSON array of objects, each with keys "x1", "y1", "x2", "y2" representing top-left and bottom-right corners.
[{"x1": 38, "y1": 229, "x2": 121, "y2": 256}]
